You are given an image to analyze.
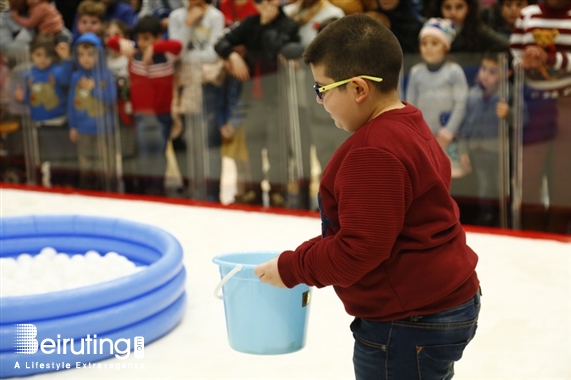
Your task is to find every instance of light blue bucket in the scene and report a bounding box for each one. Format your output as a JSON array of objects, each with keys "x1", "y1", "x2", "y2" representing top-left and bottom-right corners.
[{"x1": 213, "y1": 252, "x2": 311, "y2": 355}]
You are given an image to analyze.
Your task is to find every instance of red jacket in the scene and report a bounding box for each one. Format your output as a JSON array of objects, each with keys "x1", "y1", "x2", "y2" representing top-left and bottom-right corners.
[
  {"x1": 107, "y1": 37, "x2": 182, "y2": 115},
  {"x1": 278, "y1": 103, "x2": 479, "y2": 321}
]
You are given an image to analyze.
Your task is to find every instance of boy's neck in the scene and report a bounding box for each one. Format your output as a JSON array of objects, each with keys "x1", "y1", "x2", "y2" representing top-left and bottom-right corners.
[{"x1": 368, "y1": 91, "x2": 405, "y2": 121}]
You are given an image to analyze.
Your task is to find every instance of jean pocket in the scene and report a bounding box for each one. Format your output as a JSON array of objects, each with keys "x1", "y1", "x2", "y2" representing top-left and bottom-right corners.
[{"x1": 416, "y1": 341, "x2": 470, "y2": 380}]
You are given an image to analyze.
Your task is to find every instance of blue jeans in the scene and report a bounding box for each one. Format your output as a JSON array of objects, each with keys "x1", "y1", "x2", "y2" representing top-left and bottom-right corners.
[{"x1": 351, "y1": 290, "x2": 481, "y2": 380}]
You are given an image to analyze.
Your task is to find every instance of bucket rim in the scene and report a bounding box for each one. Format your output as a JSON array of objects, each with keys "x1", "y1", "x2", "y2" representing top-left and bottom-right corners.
[{"x1": 212, "y1": 251, "x2": 280, "y2": 269}]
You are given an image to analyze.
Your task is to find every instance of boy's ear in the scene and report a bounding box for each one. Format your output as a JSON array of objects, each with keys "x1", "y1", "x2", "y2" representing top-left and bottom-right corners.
[{"x1": 352, "y1": 77, "x2": 370, "y2": 103}]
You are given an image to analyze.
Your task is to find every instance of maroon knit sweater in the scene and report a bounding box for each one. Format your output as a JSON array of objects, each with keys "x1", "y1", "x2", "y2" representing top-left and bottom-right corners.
[{"x1": 278, "y1": 103, "x2": 480, "y2": 321}]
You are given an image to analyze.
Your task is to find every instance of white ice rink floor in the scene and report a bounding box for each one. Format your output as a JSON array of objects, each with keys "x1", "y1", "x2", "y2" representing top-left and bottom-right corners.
[{"x1": 1, "y1": 186, "x2": 570, "y2": 379}]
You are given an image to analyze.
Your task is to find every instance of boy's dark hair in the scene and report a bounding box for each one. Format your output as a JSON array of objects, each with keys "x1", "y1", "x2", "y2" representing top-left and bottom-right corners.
[
  {"x1": 77, "y1": 0, "x2": 106, "y2": 21},
  {"x1": 30, "y1": 34, "x2": 57, "y2": 59},
  {"x1": 303, "y1": 14, "x2": 402, "y2": 94},
  {"x1": 316, "y1": 17, "x2": 339, "y2": 34},
  {"x1": 133, "y1": 15, "x2": 163, "y2": 37},
  {"x1": 482, "y1": 49, "x2": 514, "y2": 76}
]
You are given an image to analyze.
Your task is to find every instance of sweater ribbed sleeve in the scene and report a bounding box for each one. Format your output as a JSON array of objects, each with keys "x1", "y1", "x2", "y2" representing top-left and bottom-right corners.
[{"x1": 279, "y1": 147, "x2": 411, "y2": 288}]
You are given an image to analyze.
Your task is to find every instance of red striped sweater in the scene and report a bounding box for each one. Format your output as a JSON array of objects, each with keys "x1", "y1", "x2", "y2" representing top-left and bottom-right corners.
[
  {"x1": 108, "y1": 37, "x2": 182, "y2": 115},
  {"x1": 278, "y1": 104, "x2": 480, "y2": 321},
  {"x1": 510, "y1": 2, "x2": 571, "y2": 95}
]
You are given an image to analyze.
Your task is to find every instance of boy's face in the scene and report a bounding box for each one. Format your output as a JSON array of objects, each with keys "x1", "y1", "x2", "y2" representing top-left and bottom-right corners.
[
  {"x1": 501, "y1": 0, "x2": 527, "y2": 27},
  {"x1": 477, "y1": 58, "x2": 500, "y2": 92},
  {"x1": 254, "y1": 0, "x2": 279, "y2": 13},
  {"x1": 104, "y1": 23, "x2": 125, "y2": 43},
  {"x1": 419, "y1": 35, "x2": 447, "y2": 65},
  {"x1": 31, "y1": 47, "x2": 52, "y2": 70},
  {"x1": 26, "y1": 0, "x2": 41, "y2": 6},
  {"x1": 77, "y1": 44, "x2": 97, "y2": 70},
  {"x1": 77, "y1": 15, "x2": 103, "y2": 35},
  {"x1": 310, "y1": 64, "x2": 362, "y2": 133},
  {"x1": 136, "y1": 32, "x2": 161, "y2": 51},
  {"x1": 441, "y1": 0, "x2": 468, "y2": 27}
]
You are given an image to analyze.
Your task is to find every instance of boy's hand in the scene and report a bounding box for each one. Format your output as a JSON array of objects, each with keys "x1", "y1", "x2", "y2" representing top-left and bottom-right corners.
[
  {"x1": 14, "y1": 85, "x2": 24, "y2": 102},
  {"x1": 254, "y1": 256, "x2": 286, "y2": 288},
  {"x1": 69, "y1": 128, "x2": 78, "y2": 143},
  {"x1": 161, "y1": 17, "x2": 169, "y2": 30},
  {"x1": 436, "y1": 128, "x2": 453, "y2": 149},
  {"x1": 228, "y1": 52, "x2": 249, "y2": 81},
  {"x1": 460, "y1": 153, "x2": 471, "y2": 173},
  {"x1": 185, "y1": 4, "x2": 207, "y2": 26},
  {"x1": 142, "y1": 45, "x2": 154, "y2": 66},
  {"x1": 79, "y1": 77, "x2": 95, "y2": 91},
  {"x1": 119, "y1": 38, "x2": 135, "y2": 59},
  {"x1": 220, "y1": 122, "x2": 235, "y2": 140},
  {"x1": 496, "y1": 99, "x2": 509, "y2": 119},
  {"x1": 55, "y1": 42, "x2": 70, "y2": 60},
  {"x1": 259, "y1": 2, "x2": 279, "y2": 25},
  {"x1": 522, "y1": 45, "x2": 547, "y2": 70}
]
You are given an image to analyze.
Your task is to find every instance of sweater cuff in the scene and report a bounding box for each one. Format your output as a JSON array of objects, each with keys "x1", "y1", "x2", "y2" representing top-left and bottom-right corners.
[
  {"x1": 153, "y1": 40, "x2": 182, "y2": 55},
  {"x1": 278, "y1": 250, "x2": 299, "y2": 289},
  {"x1": 107, "y1": 36, "x2": 121, "y2": 51}
]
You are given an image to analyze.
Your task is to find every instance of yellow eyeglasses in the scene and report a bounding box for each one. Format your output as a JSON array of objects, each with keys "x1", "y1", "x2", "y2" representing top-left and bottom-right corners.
[{"x1": 313, "y1": 75, "x2": 383, "y2": 99}]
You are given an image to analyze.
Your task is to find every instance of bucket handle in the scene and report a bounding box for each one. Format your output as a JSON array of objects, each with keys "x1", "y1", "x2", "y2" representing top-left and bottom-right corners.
[{"x1": 213, "y1": 264, "x2": 243, "y2": 299}]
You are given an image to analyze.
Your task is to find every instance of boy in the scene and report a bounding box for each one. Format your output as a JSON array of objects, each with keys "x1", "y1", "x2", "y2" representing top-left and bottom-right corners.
[
  {"x1": 169, "y1": 0, "x2": 225, "y2": 200},
  {"x1": 107, "y1": 15, "x2": 182, "y2": 195},
  {"x1": 15, "y1": 34, "x2": 71, "y2": 127},
  {"x1": 457, "y1": 51, "x2": 512, "y2": 226},
  {"x1": 14, "y1": 34, "x2": 72, "y2": 168},
  {"x1": 68, "y1": 32, "x2": 116, "y2": 190},
  {"x1": 72, "y1": 0, "x2": 106, "y2": 41},
  {"x1": 254, "y1": 14, "x2": 480, "y2": 379},
  {"x1": 509, "y1": 0, "x2": 571, "y2": 233},
  {"x1": 214, "y1": 0, "x2": 299, "y2": 205}
]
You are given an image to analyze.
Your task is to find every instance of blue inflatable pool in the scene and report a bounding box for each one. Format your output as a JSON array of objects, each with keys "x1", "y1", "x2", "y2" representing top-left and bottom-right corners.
[{"x1": 0, "y1": 215, "x2": 186, "y2": 378}]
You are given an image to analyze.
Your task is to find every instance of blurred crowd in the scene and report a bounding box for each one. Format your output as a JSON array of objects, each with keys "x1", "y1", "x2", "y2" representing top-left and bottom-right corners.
[{"x1": 0, "y1": 0, "x2": 569, "y2": 233}]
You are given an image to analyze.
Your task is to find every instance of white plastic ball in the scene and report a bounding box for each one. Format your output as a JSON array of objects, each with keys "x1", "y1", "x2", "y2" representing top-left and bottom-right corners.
[{"x1": 38, "y1": 247, "x2": 58, "y2": 259}]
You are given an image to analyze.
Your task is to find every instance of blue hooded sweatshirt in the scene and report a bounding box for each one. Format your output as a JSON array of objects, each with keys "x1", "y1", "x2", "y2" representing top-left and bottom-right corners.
[
  {"x1": 24, "y1": 56, "x2": 73, "y2": 123},
  {"x1": 68, "y1": 32, "x2": 116, "y2": 135}
]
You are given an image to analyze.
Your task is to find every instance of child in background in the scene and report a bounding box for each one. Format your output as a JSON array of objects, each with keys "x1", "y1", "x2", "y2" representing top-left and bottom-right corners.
[
  {"x1": 509, "y1": 0, "x2": 571, "y2": 233},
  {"x1": 107, "y1": 15, "x2": 182, "y2": 195},
  {"x1": 10, "y1": 0, "x2": 68, "y2": 40},
  {"x1": 14, "y1": 34, "x2": 72, "y2": 166},
  {"x1": 72, "y1": 0, "x2": 134, "y2": 42},
  {"x1": 73, "y1": 0, "x2": 106, "y2": 41},
  {"x1": 481, "y1": 0, "x2": 531, "y2": 40},
  {"x1": 425, "y1": 0, "x2": 508, "y2": 53},
  {"x1": 254, "y1": 14, "x2": 480, "y2": 379},
  {"x1": 457, "y1": 51, "x2": 511, "y2": 226},
  {"x1": 103, "y1": 19, "x2": 133, "y2": 128},
  {"x1": 168, "y1": 0, "x2": 225, "y2": 201},
  {"x1": 15, "y1": 34, "x2": 71, "y2": 128},
  {"x1": 68, "y1": 32, "x2": 117, "y2": 190},
  {"x1": 214, "y1": 0, "x2": 299, "y2": 205},
  {"x1": 405, "y1": 17, "x2": 468, "y2": 176}
]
